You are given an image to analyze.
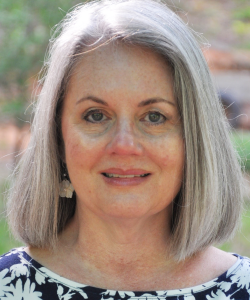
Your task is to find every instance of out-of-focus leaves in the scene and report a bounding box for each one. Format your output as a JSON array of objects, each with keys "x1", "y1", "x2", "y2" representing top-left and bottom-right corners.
[
  {"x1": 234, "y1": 7, "x2": 250, "y2": 21},
  {"x1": 0, "y1": 0, "x2": 81, "y2": 126},
  {"x1": 232, "y1": 20, "x2": 250, "y2": 35}
]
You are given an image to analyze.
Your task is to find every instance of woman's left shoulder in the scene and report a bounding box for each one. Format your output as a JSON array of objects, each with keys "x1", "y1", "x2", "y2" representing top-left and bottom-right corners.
[
  {"x1": 225, "y1": 253, "x2": 250, "y2": 279},
  {"x1": 211, "y1": 253, "x2": 250, "y2": 299},
  {"x1": 205, "y1": 248, "x2": 250, "y2": 281}
]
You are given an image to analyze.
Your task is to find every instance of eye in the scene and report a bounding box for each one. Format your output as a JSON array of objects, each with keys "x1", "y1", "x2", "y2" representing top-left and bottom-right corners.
[
  {"x1": 83, "y1": 109, "x2": 109, "y2": 123},
  {"x1": 143, "y1": 111, "x2": 166, "y2": 124}
]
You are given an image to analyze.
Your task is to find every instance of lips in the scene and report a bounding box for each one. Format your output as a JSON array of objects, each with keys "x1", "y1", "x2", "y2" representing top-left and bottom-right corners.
[
  {"x1": 100, "y1": 168, "x2": 151, "y2": 186},
  {"x1": 103, "y1": 173, "x2": 150, "y2": 178},
  {"x1": 101, "y1": 168, "x2": 150, "y2": 176}
]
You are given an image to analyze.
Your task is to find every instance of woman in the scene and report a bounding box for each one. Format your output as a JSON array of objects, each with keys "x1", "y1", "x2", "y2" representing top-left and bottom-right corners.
[{"x1": 1, "y1": 0, "x2": 249, "y2": 299}]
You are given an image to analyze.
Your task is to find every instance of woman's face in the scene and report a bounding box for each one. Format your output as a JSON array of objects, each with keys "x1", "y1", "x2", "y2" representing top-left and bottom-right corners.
[{"x1": 61, "y1": 44, "x2": 184, "y2": 221}]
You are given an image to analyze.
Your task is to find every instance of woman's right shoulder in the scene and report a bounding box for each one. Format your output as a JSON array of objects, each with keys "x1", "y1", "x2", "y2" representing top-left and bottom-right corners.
[
  {"x1": 0, "y1": 248, "x2": 52, "y2": 299},
  {"x1": 0, "y1": 248, "x2": 24, "y2": 272},
  {"x1": 0, "y1": 248, "x2": 38, "y2": 298}
]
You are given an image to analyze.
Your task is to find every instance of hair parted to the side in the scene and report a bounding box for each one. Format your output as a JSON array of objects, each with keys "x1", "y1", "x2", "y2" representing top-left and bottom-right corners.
[{"x1": 7, "y1": 0, "x2": 243, "y2": 261}]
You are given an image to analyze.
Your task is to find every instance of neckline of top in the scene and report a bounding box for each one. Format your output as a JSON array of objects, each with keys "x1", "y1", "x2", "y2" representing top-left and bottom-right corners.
[{"x1": 15, "y1": 247, "x2": 243, "y2": 296}]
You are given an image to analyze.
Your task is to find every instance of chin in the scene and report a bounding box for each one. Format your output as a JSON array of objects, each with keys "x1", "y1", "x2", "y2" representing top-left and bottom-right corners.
[{"x1": 100, "y1": 197, "x2": 171, "y2": 221}]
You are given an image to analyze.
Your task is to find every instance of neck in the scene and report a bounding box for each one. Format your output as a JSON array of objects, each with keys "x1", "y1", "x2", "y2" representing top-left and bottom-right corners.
[
  {"x1": 59, "y1": 204, "x2": 174, "y2": 271},
  {"x1": 28, "y1": 204, "x2": 196, "y2": 291}
]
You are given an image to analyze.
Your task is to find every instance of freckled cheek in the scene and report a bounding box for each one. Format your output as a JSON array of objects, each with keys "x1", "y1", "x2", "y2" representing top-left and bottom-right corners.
[
  {"x1": 64, "y1": 131, "x2": 105, "y2": 169},
  {"x1": 66, "y1": 142, "x2": 84, "y2": 164},
  {"x1": 148, "y1": 136, "x2": 184, "y2": 168},
  {"x1": 162, "y1": 149, "x2": 184, "y2": 167}
]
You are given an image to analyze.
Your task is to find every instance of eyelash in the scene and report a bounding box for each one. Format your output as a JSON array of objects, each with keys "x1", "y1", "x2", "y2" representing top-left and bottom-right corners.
[
  {"x1": 141, "y1": 111, "x2": 167, "y2": 126},
  {"x1": 82, "y1": 109, "x2": 167, "y2": 125},
  {"x1": 82, "y1": 109, "x2": 109, "y2": 123}
]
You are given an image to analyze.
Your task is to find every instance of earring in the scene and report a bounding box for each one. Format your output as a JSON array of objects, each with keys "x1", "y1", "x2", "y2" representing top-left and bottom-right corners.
[{"x1": 59, "y1": 167, "x2": 74, "y2": 198}]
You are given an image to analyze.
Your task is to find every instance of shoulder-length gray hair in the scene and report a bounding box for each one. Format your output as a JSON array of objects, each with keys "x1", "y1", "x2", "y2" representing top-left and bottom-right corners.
[{"x1": 7, "y1": 0, "x2": 243, "y2": 261}]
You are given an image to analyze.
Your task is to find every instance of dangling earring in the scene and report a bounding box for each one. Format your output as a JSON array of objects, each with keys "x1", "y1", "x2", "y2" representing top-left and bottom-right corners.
[{"x1": 59, "y1": 166, "x2": 74, "y2": 198}]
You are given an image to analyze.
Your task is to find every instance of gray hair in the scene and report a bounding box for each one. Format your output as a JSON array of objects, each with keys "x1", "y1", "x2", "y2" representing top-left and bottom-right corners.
[{"x1": 7, "y1": 0, "x2": 243, "y2": 261}]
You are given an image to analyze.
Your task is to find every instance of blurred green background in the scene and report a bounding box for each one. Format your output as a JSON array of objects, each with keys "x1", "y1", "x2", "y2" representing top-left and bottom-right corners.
[{"x1": 1, "y1": 0, "x2": 250, "y2": 256}]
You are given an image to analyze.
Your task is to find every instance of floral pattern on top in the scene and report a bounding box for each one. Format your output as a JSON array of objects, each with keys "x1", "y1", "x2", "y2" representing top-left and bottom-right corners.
[{"x1": 0, "y1": 248, "x2": 250, "y2": 299}]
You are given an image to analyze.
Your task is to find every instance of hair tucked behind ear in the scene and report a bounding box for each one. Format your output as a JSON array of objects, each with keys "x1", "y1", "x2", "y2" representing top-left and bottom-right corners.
[{"x1": 7, "y1": 0, "x2": 243, "y2": 261}]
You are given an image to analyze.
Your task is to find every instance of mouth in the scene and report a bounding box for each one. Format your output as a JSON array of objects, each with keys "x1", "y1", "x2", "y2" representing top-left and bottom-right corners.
[
  {"x1": 102, "y1": 173, "x2": 150, "y2": 178},
  {"x1": 100, "y1": 169, "x2": 151, "y2": 186}
]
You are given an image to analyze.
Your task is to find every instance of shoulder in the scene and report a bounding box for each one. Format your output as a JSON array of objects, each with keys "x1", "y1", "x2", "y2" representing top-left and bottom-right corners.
[
  {"x1": 0, "y1": 248, "x2": 92, "y2": 299},
  {"x1": 0, "y1": 248, "x2": 47, "y2": 298},
  {"x1": 0, "y1": 248, "x2": 22, "y2": 270},
  {"x1": 224, "y1": 254, "x2": 250, "y2": 282},
  {"x1": 211, "y1": 254, "x2": 250, "y2": 299}
]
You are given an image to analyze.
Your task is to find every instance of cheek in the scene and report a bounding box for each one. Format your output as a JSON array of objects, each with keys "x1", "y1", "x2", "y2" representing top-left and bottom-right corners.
[
  {"x1": 63, "y1": 129, "x2": 82, "y2": 161},
  {"x1": 149, "y1": 135, "x2": 184, "y2": 168},
  {"x1": 63, "y1": 129, "x2": 106, "y2": 170},
  {"x1": 67, "y1": 142, "x2": 84, "y2": 166}
]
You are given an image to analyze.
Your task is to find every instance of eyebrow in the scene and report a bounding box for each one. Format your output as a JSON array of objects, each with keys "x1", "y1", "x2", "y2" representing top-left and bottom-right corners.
[
  {"x1": 76, "y1": 96, "x2": 108, "y2": 106},
  {"x1": 138, "y1": 97, "x2": 175, "y2": 107},
  {"x1": 76, "y1": 95, "x2": 175, "y2": 107}
]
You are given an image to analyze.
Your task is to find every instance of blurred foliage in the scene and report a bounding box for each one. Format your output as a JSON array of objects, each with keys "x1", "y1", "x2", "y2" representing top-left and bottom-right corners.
[
  {"x1": 231, "y1": 131, "x2": 250, "y2": 172},
  {"x1": 0, "y1": 217, "x2": 22, "y2": 254},
  {"x1": 234, "y1": 7, "x2": 250, "y2": 21},
  {"x1": 219, "y1": 200, "x2": 250, "y2": 257},
  {"x1": 0, "y1": 0, "x2": 82, "y2": 126},
  {"x1": 0, "y1": 181, "x2": 22, "y2": 253},
  {"x1": 232, "y1": 1, "x2": 250, "y2": 46},
  {"x1": 232, "y1": 20, "x2": 250, "y2": 35}
]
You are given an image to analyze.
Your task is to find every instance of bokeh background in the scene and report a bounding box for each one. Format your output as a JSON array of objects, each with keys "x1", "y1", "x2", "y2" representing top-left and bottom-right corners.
[{"x1": 0, "y1": 0, "x2": 250, "y2": 255}]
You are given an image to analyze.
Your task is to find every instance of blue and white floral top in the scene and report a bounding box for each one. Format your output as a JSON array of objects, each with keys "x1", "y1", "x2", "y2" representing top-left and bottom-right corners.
[{"x1": 0, "y1": 248, "x2": 250, "y2": 299}]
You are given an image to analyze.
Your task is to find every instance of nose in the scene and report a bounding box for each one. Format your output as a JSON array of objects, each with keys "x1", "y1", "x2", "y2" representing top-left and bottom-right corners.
[{"x1": 106, "y1": 120, "x2": 143, "y2": 156}]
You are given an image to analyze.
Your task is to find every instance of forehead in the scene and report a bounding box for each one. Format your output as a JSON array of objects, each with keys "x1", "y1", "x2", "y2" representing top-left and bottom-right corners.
[{"x1": 66, "y1": 43, "x2": 174, "y2": 103}]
